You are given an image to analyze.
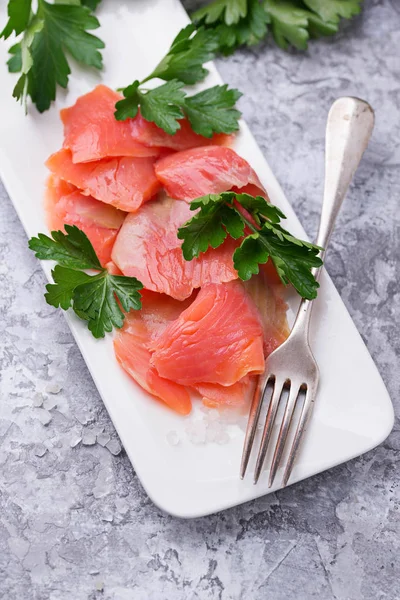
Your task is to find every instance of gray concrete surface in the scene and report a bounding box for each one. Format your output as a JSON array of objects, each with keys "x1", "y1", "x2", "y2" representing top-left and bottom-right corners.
[{"x1": 1, "y1": 1, "x2": 399, "y2": 598}]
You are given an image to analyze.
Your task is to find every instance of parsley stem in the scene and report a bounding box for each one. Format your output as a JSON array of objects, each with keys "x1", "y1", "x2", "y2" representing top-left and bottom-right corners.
[{"x1": 233, "y1": 207, "x2": 260, "y2": 235}]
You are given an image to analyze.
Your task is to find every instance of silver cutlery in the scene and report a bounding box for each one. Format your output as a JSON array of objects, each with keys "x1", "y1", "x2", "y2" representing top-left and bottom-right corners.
[{"x1": 240, "y1": 96, "x2": 375, "y2": 487}]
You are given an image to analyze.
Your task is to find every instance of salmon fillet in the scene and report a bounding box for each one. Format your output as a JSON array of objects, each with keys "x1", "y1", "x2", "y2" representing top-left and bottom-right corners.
[
  {"x1": 130, "y1": 112, "x2": 232, "y2": 151},
  {"x1": 155, "y1": 146, "x2": 265, "y2": 201},
  {"x1": 61, "y1": 85, "x2": 159, "y2": 163},
  {"x1": 46, "y1": 149, "x2": 160, "y2": 212},
  {"x1": 114, "y1": 291, "x2": 192, "y2": 415},
  {"x1": 151, "y1": 281, "x2": 265, "y2": 386},
  {"x1": 111, "y1": 194, "x2": 238, "y2": 300},
  {"x1": 45, "y1": 176, "x2": 126, "y2": 266}
]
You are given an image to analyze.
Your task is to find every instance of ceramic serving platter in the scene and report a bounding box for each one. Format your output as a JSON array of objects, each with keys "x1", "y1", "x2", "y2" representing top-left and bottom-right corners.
[{"x1": 0, "y1": 0, "x2": 394, "y2": 518}]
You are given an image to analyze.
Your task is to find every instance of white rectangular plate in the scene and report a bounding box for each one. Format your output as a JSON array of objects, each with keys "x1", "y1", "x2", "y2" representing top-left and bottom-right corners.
[{"x1": 0, "y1": 0, "x2": 394, "y2": 518}]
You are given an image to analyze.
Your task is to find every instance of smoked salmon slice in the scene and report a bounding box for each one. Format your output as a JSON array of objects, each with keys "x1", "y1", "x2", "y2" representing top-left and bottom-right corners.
[
  {"x1": 154, "y1": 146, "x2": 265, "y2": 201},
  {"x1": 61, "y1": 85, "x2": 159, "y2": 163},
  {"x1": 45, "y1": 176, "x2": 126, "y2": 266},
  {"x1": 194, "y1": 377, "x2": 255, "y2": 409},
  {"x1": 130, "y1": 112, "x2": 232, "y2": 152},
  {"x1": 114, "y1": 291, "x2": 192, "y2": 415},
  {"x1": 46, "y1": 149, "x2": 160, "y2": 212},
  {"x1": 244, "y1": 269, "x2": 290, "y2": 356},
  {"x1": 111, "y1": 194, "x2": 238, "y2": 300},
  {"x1": 151, "y1": 281, "x2": 265, "y2": 386}
]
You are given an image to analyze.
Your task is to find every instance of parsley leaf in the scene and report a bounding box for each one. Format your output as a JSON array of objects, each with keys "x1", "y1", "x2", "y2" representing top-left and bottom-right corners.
[
  {"x1": 264, "y1": 0, "x2": 311, "y2": 50},
  {"x1": 178, "y1": 191, "x2": 322, "y2": 300},
  {"x1": 184, "y1": 85, "x2": 242, "y2": 137},
  {"x1": 194, "y1": 0, "x2": 270, "y2": 54},
  {"x1": 144, "y1": 24, "x2": 219, "y2": 85},
  {"x1": 81, "y1": 0, "x2": 103, "y2": 10},
  {"x1": 2, "y1": 0, "x2": 104, "y2": 112},
  {"x1": 72, "y1": 272, "x2": 142, "y2": 339},
  {"x1": 29, "y1": 226, "x2": 143, "y2": 338},
  {"x1": 303, "y1": 0, "x2": 362, "y2": 23},
  {"x1": 45, "y1": 265, "x2": 92, "y2": 310},
  {"x1": 114, "y1": 81, "x2": 141, "y2": 121},
  {"x1": 193, "y1": 0, "x2": 247, "y2": 26},
  {"x1": 178, "y1": 193, "x2": 244, "y2": 260},
  {"x1": 29, "y1": 224, "x2": 102, "y2": 270},
  {"x1": 115, "y1": 80, "x2": 187, "y2": 134},
  {"x1": 194, "y1": 0, "x2": 362, "y2": 52},
  {"x1": 1, "y1": 0, "x2": 32, "y2": 39},
  {"x1": 7, "y1": 43, "x2": 22, "y2": 72},
  {"x1": 139, "y1": 80, "x2": 186, "y2": 134}
]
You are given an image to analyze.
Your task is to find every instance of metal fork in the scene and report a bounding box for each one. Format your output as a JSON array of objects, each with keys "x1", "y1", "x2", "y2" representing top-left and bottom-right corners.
[{"x1": 240, "y1": 97, "x2": 375, "y2": 488}]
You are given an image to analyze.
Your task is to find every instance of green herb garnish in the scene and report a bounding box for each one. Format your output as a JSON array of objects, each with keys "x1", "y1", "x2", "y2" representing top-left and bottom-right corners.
[
  {"x1": 193, "y1": 0, "x2": 362, "y2": 52},
  {"x1": 115, "y1": 25, "x2": 242, "y2": 137},
  {"x1": 28, "y1": 225, "x2": 143, "y2": 338},
  {"x1": 1, "y1": 0, "x2": 104, "y2": 113},
  {"x1": 178, "y1": 192, "x2": 323, "y2": 299}
]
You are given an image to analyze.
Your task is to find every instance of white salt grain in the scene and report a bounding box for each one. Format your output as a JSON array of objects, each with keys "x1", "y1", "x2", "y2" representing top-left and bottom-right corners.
[
  {"x1": 43, "y1": 397, "x2": 57, "y2": 411},
  {"x1": 96, "y1": 433, "x2": 111, "y2": 447},
  {"x1": 44, "y1": 383, "x2": 62, "y2": 394},
  {"x1": 82, "y1": 431, "x2": 96, "y2": 446},
  {"x1": 32, "y1": 392, "x2": 44, "y2": 408},
  {"x1": 166, "y1": 430, "x2": 180, "y2": 446},
  {"x1": 35, "y1": 408, "x2": 52, "y2": 426},
  {"x1": 106, "y1": 439, "x2": 122, "y2": 455}
]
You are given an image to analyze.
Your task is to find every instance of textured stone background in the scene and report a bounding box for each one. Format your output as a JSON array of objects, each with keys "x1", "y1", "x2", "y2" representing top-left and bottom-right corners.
[{"x1": 1, "y1": 1, "x2": 399, "y2": 599}]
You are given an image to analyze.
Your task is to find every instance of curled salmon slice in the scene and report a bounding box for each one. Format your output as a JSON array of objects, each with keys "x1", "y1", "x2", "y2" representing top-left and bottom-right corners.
[
  {"x1": 46, "y1": 149, "x2": 160, "y2": 212},
  {"x1": 111, "y1": 194, "x2": 238, "y2": 300},
  {"x1": 151, "y1": 281, "x2": 265, "y2": 386},
  {"x1": 114, "y1": 291, "x2": 192, "y2": 415},
  {"x1": 154, "y1": 146, "x2": 265, "y2": 201},
  {"x1": 130, "y1": 112, "x2": 232, "y2": 151},
  {"x1": 61, "y1": 85, "x2": 159, "y2": 163},
  {"x1": 45, "y1": 176, "x2": 126, "y2": 266}
]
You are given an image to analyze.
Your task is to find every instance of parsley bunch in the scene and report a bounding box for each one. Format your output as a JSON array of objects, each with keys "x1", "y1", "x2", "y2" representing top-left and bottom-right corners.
[
  {"x1": 115, "y1": 24, "x2": 242, "y2": 138},
  {"x1": 177, "y1": 191, "x2": 323, "y2": 299},
  {"x1": 193, "y1": 0, "x2": 363, "y2": 52},
  {"x1": 2, "y1": 0, "x2": 105, "y2": 113},
  {"x1": 28, "y1": 225, "x2": 143, "y2": 338}
]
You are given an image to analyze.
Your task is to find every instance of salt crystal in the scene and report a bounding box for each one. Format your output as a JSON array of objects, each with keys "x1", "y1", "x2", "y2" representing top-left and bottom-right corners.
[
  {"x1": 35, "y1": 408, "x2": 52, "y2": 426},
  {"x1": 70, "y1": 437, "x2": 82, "y2": 448},
  {"x1": 186, "y1": 420, "x2": 207, "y2": 445},
  {"x1": 82, "y1": 431, "x2": 96, "y2": 446},
  {"x1": 34, "y1": 444, "x2": 47, "y2": 457},
  {"x1": 207, "y1": 409, "x2": 219, "y2": 422},
  {"x1": 106, "y1": 439, "x2": 122, "y2": 455},
  {"x1": 43, "y1": 397, "x2": 57, "y2": 411},
  {"x1": 44, "y1": 383, "x2": 62, "y2": 395},
  {"x1": 101, "y1": 510, "x2": 113, "y2": 523},
  {"x1": 32, "y1": 392, "x2": 44, "y2": 408},
  {"x1": 115, "y1": 497, "x2": 129, "y2": 515},
  {"x1": 166, "y1": 430, "x2": 180, "y2": 446},
  {"x1": 216, "y1": 430, "x2": 230, "y2": 445},
  {"x1": 96, "y1": 433, "x2": 111, "y2": 447},
  {"x1": 95, "y1": 581, "x2": 104, "y2": 592}
]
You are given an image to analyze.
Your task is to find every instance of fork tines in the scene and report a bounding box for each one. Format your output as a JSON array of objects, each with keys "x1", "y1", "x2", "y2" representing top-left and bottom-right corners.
[{"x1": 240, "y1": 373, "x2": 317, "y2": 487}]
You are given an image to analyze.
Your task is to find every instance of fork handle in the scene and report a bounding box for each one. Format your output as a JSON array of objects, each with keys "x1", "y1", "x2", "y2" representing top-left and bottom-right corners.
[{"x1": 292, "y1": 97, "x2": 375, "y2": 337}]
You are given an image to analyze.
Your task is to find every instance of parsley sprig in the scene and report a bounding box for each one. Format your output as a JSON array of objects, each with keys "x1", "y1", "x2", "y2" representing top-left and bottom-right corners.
[
  {"x1": 114, "y1": 24, "x2": 242, "y2": 137},
  {"x1": 177, "y1": 192, "x2": 323, "y2": 299},
  {"x1": 193, "y1": 0, "x2": 362, "y2": 52},
  {"x1": 28, "y1": 225, "x2": 143, "y2": 338},
  {"x1": 2, "y1": 0, "x2": 104, "y2": 113}
]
